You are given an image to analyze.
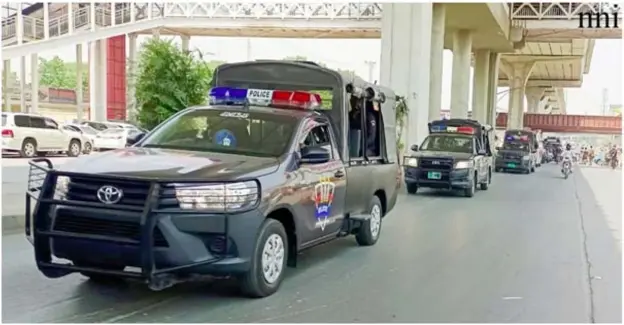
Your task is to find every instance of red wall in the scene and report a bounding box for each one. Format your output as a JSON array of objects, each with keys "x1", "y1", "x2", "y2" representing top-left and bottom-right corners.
[{"x1": 106, "y1": 35, "x2": 127, "y2": 120}]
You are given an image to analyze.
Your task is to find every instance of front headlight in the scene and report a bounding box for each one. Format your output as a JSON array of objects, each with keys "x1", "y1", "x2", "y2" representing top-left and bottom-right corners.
[
  {"x1": 54, "y1": 176, "x2": 71, "y2": 200},
  {"x1": 522, "y1": 155, "x2": 530, "y2": 161},
  {"x1": 403, "y1": 157, "x2": 418, "y2": 167},
  {"x1": 455, "y1": 161, "x2": 473, "y2": 169},
  {"x1": 174, "y1": 181, "x2": 259, "y2": 211}
]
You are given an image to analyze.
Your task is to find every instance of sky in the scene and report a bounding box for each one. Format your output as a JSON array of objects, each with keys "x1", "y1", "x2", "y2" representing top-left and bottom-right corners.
[{"x1": 8, "y1": 35, "x2": 622, "y2": 116}]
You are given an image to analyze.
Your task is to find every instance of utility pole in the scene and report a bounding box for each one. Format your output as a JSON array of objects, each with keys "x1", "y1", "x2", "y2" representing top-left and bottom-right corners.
[
  {"x1": 246, "y1": 38, "x2": 252, "y2": 61},
  {"x1": 364, "y1": 60, "x2": 376, "y2": 83}
]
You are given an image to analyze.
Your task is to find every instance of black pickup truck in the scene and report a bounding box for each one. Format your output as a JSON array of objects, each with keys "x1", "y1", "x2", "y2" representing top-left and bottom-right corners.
[{"x1": 24, "y1": 61, "x2": 401, "y2": 298}]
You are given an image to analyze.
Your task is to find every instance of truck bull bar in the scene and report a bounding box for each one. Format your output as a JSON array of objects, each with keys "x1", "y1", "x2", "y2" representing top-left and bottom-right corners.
[{"x1": 25, "y1": 158, "x2": 229, "y2": 289}]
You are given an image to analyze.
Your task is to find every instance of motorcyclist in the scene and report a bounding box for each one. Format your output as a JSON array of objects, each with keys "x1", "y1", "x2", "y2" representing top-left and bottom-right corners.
[
  {"x1": 608, "y1": 144, "x2": 619, "y2": 168},
  {"x1": 561, "y1": 143, "x2": 573, "y2": 173}
]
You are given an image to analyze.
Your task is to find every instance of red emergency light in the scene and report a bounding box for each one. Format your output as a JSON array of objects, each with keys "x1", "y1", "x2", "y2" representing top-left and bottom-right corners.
[
  {"x1": 456, "y1": 126, "x2": 474, "y2": 134},
  {"x1": 271, "y1": 90, "x2": 322, "y2": 110}
]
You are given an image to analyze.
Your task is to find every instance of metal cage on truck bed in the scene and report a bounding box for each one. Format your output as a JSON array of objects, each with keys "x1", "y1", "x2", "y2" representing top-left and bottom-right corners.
[{"x1": 24, "y1": 158, "x2": 251, "y2": 289}]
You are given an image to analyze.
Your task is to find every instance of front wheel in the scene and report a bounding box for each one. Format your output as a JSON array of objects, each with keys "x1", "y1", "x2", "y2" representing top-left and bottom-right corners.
[
  {"x1": 356, "y1": 195, "x2": 383, "y2": 246},
  {"x1": 239, "y1": 218, "x2": 288, "y2": 298},
  {"x1": 406, "y1": 183, "x2": 418, "y2": 194},
  {"x1": 67, "y1": 140, "x2": 81, "y2": 157},
  {"x1": 464, "y1": 175, "x2": 476, "y2": 197}
]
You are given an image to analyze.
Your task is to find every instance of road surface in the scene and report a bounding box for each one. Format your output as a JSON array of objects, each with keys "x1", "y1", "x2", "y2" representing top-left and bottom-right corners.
[{"x1": 2, "y1": 165, "x2": 621, "y2": 323}]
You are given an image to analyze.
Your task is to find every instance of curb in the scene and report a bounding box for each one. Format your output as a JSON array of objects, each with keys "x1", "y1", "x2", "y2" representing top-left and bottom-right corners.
[{"x1": 2, "y1": 215, "x2": 25, "y2": 235}]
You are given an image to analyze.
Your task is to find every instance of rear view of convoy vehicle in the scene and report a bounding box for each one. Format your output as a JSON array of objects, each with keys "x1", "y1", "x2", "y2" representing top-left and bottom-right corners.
[
  {"x1": 2, "y1": 113, "x2": 85, "y2": 158},
  {"x1": 495, "y1": 129, "x2": 540, "y2": 174},
  {"x1": 25, "y1": 61, "x2": 400, "y2": 298}
]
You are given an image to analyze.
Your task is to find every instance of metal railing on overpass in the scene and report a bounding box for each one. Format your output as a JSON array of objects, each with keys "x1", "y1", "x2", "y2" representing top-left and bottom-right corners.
[{"x1": 510, "y1": 2, "x2": 620, "y2": 20}]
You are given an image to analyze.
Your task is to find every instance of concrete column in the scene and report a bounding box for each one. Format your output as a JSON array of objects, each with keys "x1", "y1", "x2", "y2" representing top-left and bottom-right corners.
[
  {"x1": 127, "y1": 33, "x2": 138, "y2": 120},
  {"x1": 89, "y1": 40, "x2": 107, "y2": 121},
  {"x1": 90, "y1": 3, "x2": 96, "y2": 31},
  {"x1": 525, "y1": 87, "x2": 545, "y2": 113},
  {"x1": 380, "y1": 3, "x2": 432, "y2": 153},
  {"x1": 20, "y1": 56, "x2": 27, "y2": 113},
  {"x1": 486, "y1": 53, "x2": 500, "y2": 127},
  {"x1": 67, "y1": 2, "x2": 74, "y2": 34},
  {"x1": 43, "y1": 3, "x2": 50, "y2": 39},
  {"x1": 16, "y1": 3, "x2": 23, "y2": 45},
  {"x1": 450, "y1": 29, "x2": 472, "y2": 119},
  {"x1": 76, "y1": 44, "x2": 84, "y2": 121},
  {"x1": 506, "y1": 61, "x2": 535, "y2": 129},
  {"x1": 3, "y1": 60, "x2": 11, "y2": 112},
  {"x1": 181, "y1": 35, "x2": 190, "y2": 51},
  {"x1": 471, "y1": 50, "x2": 490, "y2": 124},
  {"x1": 152, "y1": 29, "x2": 160, "y2": 40},
  {"x1": 428, "y1": 3, "x2": 445, "y2": 122},
  {"x1": 30, "y1": 53, "x2": 39, "y2": 114}
]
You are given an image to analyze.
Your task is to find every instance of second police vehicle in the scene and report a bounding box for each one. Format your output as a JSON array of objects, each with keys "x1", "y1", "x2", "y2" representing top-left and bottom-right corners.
[
  {"x1": 24, "y1": 60, "x2": 400, "y2": 298},
  {"x1": 402, "y1": 118, "x2": 494, "y2": 197},
  {"x1": 495, "y1": 129, "x2": 539, "y2": 174}
]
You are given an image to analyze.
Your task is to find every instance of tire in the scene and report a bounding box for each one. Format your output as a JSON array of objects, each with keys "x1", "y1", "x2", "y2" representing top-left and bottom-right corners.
[
  {"x1": 83, "y1": 142, "x2": 92, "y2": 155},
  {"x1": 356, "y1": 195, "x2": 383, "y2": 246},
  {"x1": 67, "y1": 140, "x2": 81, "y2": 157},
  {"x1": 480, "y1": 169, "x2": 490, "y2": 190},
  {"x1": 239, "y1": 218, "x2": 288, "y2": 298},
  {"x1": 20, "y1": 139, "x2": 37, "y2": 158},
  {"x1": 494, "y1": 167, "x2": 501, "y2": 173},
  {"x1": 464, "y1": 174, "x2": 476, "y2": 197},
  {"x1": 524, "y1": 168, "x2": 530, "y2": 175},
  {"x1": 406, "y1": 183, "x2": 418, "y2": 194}
]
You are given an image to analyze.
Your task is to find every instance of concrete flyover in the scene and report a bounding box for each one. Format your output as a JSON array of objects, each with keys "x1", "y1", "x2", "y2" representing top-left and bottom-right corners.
[{"x1": 1, "y1": 163, "x2": 621, "y2": 322}]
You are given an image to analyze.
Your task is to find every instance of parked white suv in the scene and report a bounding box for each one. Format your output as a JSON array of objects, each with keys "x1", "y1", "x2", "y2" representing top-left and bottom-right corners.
[{"x1": 2, "y1": 113, "x2": 83, "y2": 158}]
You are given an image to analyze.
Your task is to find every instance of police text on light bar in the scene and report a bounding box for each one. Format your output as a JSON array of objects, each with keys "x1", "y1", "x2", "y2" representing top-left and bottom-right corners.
[{"x1": 208, "y1": 87, "x2": 322, "y2": 110}]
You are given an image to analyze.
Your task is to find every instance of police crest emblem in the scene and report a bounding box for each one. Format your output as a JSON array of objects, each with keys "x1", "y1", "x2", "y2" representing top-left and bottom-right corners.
[{"x1": 314, "y1": 177, "x2": 335, "y2": 231}]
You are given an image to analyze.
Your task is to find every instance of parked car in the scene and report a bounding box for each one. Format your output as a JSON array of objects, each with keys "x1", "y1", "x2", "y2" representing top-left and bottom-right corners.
[
  {"x1": 60, "y1": 124, "x2": 97, "y2": 154},
  {"x1": 81, "y1": 121, "x2": 110, "y2": 131},
  {"x1": 93, "y1": 128, "x2": 131, "y2": 150},
  {"x1": 1, "y1": 113, "x2": 83, "y2": 158}
]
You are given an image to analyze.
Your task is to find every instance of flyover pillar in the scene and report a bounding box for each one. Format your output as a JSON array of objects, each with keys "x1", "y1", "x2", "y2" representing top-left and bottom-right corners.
[
  {"x1": 505, "y1": 61, "x2": 535, "y2": 129},
  {"x1": 471, "y1": 50, "x2": 490, "y2": 125},
  {"x1": 181, "y1": 35, "x2": 190, "y2": 51},
  {"x1": 428, "y1": 3, "x2": 446, "y2": 122},
  {"x1": 89, "y1": 40, "x2": 107, "y2": 122},
  {"x1": 526, "y1": 87, "x2": 545, "y2": 113},
  {"x1": 450, "y1": 29, "x2": 472, "y2": 119},
  {"x1": 19, "y1": 56, "x2": 26, "y2": 113},
  {"x1": 76, "y1": 44, "x2": 84, "y2": 122},
  {"x1": 2, "y1": 60, "x2": 9, "y2": 111},
  {"x1": 30, "y1": 53, "x2": 39, "y2": 114},
  {"x1": 380, "y1": 3, "x2": 432, "y2": 152},
  {"x1": 127, "y1": 33, "x2": 138, "y2": 120},
  {"x1": 486, "y1": 53, "x2": 500, "y2": 128}
]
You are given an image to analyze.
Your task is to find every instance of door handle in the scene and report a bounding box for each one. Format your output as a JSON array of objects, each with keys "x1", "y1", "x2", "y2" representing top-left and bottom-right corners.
[{"x1": 334, "y1": 170, "x2": 345, "y2": 178}]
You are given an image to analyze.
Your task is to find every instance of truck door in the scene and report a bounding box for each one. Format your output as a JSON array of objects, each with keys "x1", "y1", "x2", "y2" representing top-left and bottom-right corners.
[{"x1": 297, "y1": 121, "x2": 347, "y2": 245}]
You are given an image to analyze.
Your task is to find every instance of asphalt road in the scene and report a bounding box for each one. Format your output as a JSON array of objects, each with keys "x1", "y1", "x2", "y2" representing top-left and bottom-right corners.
[{"x1": 2, "y1": 164, "x2": 621, "y2": 323}]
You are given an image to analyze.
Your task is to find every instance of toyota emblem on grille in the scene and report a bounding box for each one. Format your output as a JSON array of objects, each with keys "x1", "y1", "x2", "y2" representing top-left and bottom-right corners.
[
  {"x1": 97, "y1": 185, "x2": 123, "y2": 204},
  {"x1": 432, "y1": 161, "x2": 440, "y2": 165}
]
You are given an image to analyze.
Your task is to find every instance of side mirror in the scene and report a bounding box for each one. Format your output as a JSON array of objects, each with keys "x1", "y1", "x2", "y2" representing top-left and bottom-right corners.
[
  {"x1": 410, "y1": 144, "x2": 419, "y2": 151},
  {"x1": 477, "y1": 149, "x2": 486, "y2": 155},
  {"x1": 126, "y1": 132, "x2": 146, "y2": 146},
  {"x1": 300, "y1": 146, "x2": 330, "y2": 164}
]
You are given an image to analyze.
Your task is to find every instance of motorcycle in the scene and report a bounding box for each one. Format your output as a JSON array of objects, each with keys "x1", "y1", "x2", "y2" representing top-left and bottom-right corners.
[
  {"x1": 610, "y1": 156, "x2": 619, "y2": 170},
  {"x1": 562, "y1": 160, "x2": 572, "y2": 179}
]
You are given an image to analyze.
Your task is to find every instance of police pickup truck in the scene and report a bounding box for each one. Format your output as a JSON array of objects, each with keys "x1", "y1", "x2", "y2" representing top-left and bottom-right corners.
[
  {"x1": 495, "y1": 129, "x2": 539, "y2": 174},
  {"x1": 24, "y1": 61, "x2": 400, "y2": 298},
  {"x1": 402, "y1": 119, "x2": 494, "y2": 197}
]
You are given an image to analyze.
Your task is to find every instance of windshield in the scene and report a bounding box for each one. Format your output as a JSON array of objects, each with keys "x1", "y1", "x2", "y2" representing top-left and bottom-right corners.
[
  {"x1": 420, "y1": 134, "x2": 474, "y2": 153},
  {"x1": 80, "y1": 126, "x2": 98, "y2": 135},
  {"x1": 141, "y1": 108, "x2": 298, "y2": 157}
]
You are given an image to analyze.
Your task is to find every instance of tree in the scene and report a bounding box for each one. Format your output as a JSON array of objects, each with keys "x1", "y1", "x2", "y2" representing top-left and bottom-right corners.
[
  {"x1": 135, "y1": 38, "x2": 213, "y2": 130},
  {"x1": 39, "y1": 56, "x2": 74, "y2": 89},
  {"x1": 38, "y1": 56, "x2": 88, "y2": 90}
]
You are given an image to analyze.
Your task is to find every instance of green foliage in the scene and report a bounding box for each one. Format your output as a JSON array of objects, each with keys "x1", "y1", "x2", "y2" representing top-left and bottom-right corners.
[
  {"x1": 395, "y1": 96, "x2": 409, "y2": 153},
  {"x1": 135, "y1": 38, "x2": 214, "y2": 130},
  {"x1": 38, "y1": 56, "x2": 88, "y2": 90}
]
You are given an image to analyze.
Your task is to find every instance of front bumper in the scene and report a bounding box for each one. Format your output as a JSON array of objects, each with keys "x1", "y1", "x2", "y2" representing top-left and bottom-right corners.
[
  {"x1": 25, "y1": 159, "x2": 262, "y2": 284},
  {"x1": 403, "y1": 166, "x2": 472, "y2": 190}
]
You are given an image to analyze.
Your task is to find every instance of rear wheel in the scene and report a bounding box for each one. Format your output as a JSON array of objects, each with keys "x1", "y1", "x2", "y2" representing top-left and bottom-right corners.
[
  {"x1": 239, "y1": 218, "x2": 288, "y2": 298},
  {"x1": 83, "y1": 142, "x2": 92, "y2": 154},
  {"x1": 20, "y1": 139, "x2": 37, "y2": 158},
  {"x1": 356, "y1": 195, "x2": 383, "y2": 246}
]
